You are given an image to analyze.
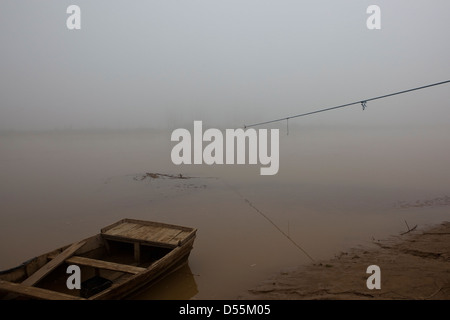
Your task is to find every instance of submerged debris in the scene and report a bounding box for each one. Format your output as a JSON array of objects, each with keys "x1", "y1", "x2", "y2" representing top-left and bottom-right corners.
[{"x1": 133, "y1": 172, "x2": 191, "y2": 181}]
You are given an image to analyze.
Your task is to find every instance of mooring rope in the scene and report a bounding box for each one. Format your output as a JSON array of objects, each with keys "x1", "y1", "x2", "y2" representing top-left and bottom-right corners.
[{"x1": 221, "y1": 178, "x2": 315, "y2": 262}]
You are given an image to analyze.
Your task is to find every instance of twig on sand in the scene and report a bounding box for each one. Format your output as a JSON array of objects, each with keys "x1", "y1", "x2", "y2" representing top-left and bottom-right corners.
[
  {"x1": 405, "y1": 220, "x2": 411, "y2": 231},
  {"x1": 401, "y1": 220, "x2": 417, "y2": 235}
]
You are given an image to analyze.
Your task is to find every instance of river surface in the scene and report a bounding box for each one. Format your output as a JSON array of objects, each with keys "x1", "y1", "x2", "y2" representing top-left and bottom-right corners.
[{"x1": 1, "y1": 124, "x2": 449, "y2": 299}]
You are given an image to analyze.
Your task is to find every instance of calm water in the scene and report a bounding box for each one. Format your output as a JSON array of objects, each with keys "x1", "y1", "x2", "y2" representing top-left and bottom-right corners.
[{"x1": 1, "y1": 124, "x2": 449, "y2": 299}]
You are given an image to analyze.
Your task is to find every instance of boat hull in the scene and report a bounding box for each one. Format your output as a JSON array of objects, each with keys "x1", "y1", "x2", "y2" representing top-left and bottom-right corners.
[{"x1": 0, "y1": 219, "x2": 197, "y2": 300}]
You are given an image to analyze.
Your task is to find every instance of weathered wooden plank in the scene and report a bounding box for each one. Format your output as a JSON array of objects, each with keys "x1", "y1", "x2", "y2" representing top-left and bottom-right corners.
[
  {"x1": 168, "y1": 230, "x2": 184, "y2": 241},
  {"x1": 68, "y1": 256, "x2": 145, "y2": 274},
  {"x1": 123, "y1": 218, "x2": 194, "y2": 232},
  {"x1": 101, "y1": 219, "x2": 196, "y2": 245},
  {"x1": 167, "y1": 230, "x2": 189, "y2": 245},
  {"x1": 150, "y1": 228, "x2": 182, "y2": 243},
  {"x1": 21, "y1": 241, "x2": 86, "y2": 287},
  {"x1": 120, "y1": 225, "x2": 152, "y2": 239},
  {"x1": 101, "y1": 222, "x2": 196, "y2": 248},
  {"x1": 163, "y1": 229, "x2": 185, "y2": 242},
  {"x1": 107, "y1": 223, "x2": 137, "y2": 238},
  {"x1": 125, "y1": 225, "x2": 148, "y2": 238},
  {"x1": 118, "y1": 225, "x2": 158, "y2": 242},
  {"x1": 46, "y1": 255, "x2": 146, "y2": 274},
  {"x1": 104, "y1": 222, "x2": 139, "y2": 236},
  {"x1": 101, "y1": 234, "x2": 177, "y2": 249},
  {"x1": 0, "y1": 280, "x2": 84, "y2": 300},
  {"x1": 119, "y1": 225, "x2": 178, "y2": 243},
  {"x1": 148, "y1": 227, "x2": 175, "y2": 239},
  {"x1": 176, "y1": 230, "x2": 197, "y2": 246},
  {"x1": 102, "y1": 219, "x2": 193, "y2": 234},
  {"x1": 123, "y1": 225, "x2": 157, "y2": 240}
]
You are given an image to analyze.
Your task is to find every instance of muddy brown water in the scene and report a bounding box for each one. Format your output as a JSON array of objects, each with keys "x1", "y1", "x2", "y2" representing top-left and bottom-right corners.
[{"x1": 1, "y1": 125, "x2": 449, "y2": 299}]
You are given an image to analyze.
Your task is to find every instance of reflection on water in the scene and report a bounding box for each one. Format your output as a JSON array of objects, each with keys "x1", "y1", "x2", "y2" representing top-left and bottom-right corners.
[
  {"x1": 129, "y1": 263, "x2": 199, "y2": 300},
  {"x1": 0, "y1": 125, "x2": 449, "y2": 299}
]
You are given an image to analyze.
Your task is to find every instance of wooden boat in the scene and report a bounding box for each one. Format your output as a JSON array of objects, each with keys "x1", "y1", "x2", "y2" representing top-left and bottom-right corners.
[{"x1": 0, "y1": 218, "x2": 197, "y2": 300}]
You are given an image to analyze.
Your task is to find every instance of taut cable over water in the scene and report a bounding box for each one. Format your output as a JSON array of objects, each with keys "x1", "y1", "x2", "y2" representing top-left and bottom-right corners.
[
  {"x1": 243, "y1": 80, "x2": 450, "y2": 129},
  {"x1": 231, "y1": 79, "x2": 450, "y2": 263}
]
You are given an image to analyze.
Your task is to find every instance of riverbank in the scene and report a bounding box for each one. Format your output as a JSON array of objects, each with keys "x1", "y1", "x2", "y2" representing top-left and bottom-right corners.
[{"x1": 242, "y1": 221, "x2": 450, "y2": 300}]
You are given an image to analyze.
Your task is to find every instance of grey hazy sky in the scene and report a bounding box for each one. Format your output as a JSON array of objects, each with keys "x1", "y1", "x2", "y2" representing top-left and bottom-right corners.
[{"x1": 0, "y1": 1, "x2": 449, "y2": 130}]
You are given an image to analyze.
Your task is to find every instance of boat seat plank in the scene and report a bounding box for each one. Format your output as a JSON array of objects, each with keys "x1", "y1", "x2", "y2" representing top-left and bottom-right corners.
[
  {"x1": 21, "y1": 241, "x2": 86, "y2": 287},
  {"x1": 0, "y1": 280, "x2": 85, "y2": 300},
  {"x1": 63, "y1": 256, "x2": 145, "y2": 274}
]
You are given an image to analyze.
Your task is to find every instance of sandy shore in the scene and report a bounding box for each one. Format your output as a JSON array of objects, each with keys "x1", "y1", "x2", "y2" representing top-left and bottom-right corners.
[{"x1": 241, "y1": 221, "x2": 450, "y2": 300}]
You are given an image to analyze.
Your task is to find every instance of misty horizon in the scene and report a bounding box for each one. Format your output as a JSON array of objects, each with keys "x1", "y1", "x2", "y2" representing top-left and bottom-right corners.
[{"x1": 1, "y1": 1, "x2": 449, "y2": 131}]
